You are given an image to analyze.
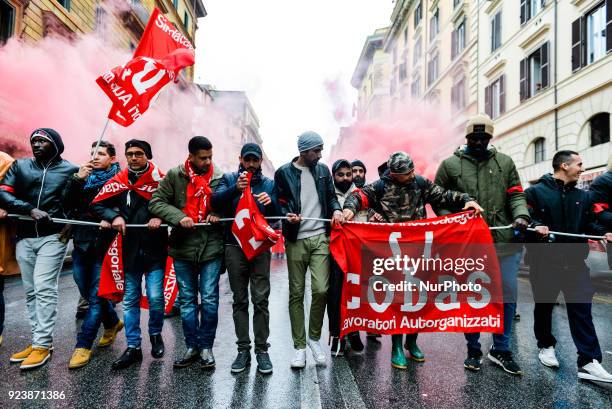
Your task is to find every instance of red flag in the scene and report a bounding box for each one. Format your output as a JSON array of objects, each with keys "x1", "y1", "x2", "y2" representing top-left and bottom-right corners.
[
  {"x1": 232, "y1": 173, "x2": 280, "y2": 260},
  {"x1": 141, "y1": 257, "x2": 178, "y2": 314},
  {"x1": 330, "y1": 212, "x2": 504, "y2": 338},
  {"x1": 96, "y1": 8, "x2": 195, "y2": 127},
  {"x1": 98, "y1": 233, "x2": 125, "y2": 302}
]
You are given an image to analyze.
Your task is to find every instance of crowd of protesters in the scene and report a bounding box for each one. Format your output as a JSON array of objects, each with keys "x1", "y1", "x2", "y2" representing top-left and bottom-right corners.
[{"x1": 0, "y1": 113, "x2": 611, "y2": 384}]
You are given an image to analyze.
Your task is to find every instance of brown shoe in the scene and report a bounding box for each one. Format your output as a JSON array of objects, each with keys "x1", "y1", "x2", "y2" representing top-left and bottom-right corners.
[
  {"x1": 10, "y1": 345, "x2": 33, "y2": 363},
  {"x1": 68, "y1": 348, "x2": 92, "y2": 369},
  {"x1": 98, "y1": 320, "x2": 124, "y2": 347},
  {"x1": 20, "y1": 347, "x2": 51, "y2": 370}
]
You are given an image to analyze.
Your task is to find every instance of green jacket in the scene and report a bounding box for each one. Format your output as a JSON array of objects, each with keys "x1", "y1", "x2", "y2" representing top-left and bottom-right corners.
[
  {"x1": 149, "y1": 164, "x2": 225, "y2": 264},
  {"x1": 434, "y1": 146, "x2": 530, "y2": 254}
]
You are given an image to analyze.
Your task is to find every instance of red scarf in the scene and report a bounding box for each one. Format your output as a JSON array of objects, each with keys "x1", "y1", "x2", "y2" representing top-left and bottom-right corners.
[
  {"x1": 182, "y1": 159, "x2": 214, "y2": 222},
  {"x1": 93, "y1": 162, "x2": 164, "y2": 203}
]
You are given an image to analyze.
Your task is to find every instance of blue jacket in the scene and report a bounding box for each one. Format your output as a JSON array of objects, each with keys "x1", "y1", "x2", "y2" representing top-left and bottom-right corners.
[{"x1": 211, "y1": 167, "x2": 278, "y2": 245}]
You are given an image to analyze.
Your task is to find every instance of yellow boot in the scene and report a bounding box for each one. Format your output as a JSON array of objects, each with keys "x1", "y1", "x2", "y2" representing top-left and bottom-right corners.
[
  {"x1": 20, "y1": 347, "x2": 51, "y2": 370},
  {"x1": 98, "y1": 320, "x2": 124, "y2": 347},
  {"x1": 10, "y1": 345, "x2": 33, "y2": 363},
  {"x1": 69, "y1": 348, "x2": 92, "y2": 369}
]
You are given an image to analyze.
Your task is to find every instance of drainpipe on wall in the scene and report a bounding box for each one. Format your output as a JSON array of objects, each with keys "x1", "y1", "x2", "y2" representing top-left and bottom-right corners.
[
  {"x1": 476, "y1": 0, "x2": 480, "y2": 111},
  {"x1": 554, "y1": 0, "x2": 559, "y2": 151}
]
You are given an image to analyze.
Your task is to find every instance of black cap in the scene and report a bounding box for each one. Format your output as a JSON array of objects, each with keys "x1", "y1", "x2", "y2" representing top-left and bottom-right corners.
[
  {"x1": 332, "y1": 159, "x2": 352, "y2": 175},
  {"x1": 240, "y1": 143, "x2": 262, "y2": 159},
  {"x1": 125, "y1": 139, "x2": 153, "y2": 159}
]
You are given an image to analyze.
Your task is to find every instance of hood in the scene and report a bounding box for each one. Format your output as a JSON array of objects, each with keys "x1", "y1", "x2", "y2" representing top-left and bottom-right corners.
[
  {"x1": 535, "y1": 173, "x2": 577, "y2": 190},
  {"x1": 30, "y1": 128, "x2": 64, "y2": 157},
  {"x1": 453, "y1": 144, "x2": 497, "y2": 162}
]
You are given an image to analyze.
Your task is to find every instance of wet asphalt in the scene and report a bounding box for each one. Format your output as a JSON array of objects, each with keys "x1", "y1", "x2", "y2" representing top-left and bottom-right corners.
[{"x1": 0, "y1": 258, "x2": 610, "y2": 409}]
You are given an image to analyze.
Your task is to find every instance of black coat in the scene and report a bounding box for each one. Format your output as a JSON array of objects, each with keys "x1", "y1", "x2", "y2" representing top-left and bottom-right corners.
[
  {"x1": 590, "y1": 170, "x2": 612, "y2": 230},
  {"x1": 90, "y1": 169, "x2": 168, "y2": 272},
  {"x1": 273, "y1": 158, "x2": 341, "y2": 242},
  {"x1": 0, "y1": 157, "x2": 77, "y2": 239}
]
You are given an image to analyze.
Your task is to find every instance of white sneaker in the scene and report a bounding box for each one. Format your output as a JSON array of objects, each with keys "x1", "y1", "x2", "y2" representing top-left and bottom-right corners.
[
  {"x1": 307, "y1": 338, "x2": 326, "y2": 366},
  {"x1": 538, "y1": 347, "x2": 559, "y2": 368},
  {"x1": 578, "y1": 360, "x2": 612, "y2": 383},
  {"x1": 290, "y1": 348, "x2": 306, "y2": 369}
]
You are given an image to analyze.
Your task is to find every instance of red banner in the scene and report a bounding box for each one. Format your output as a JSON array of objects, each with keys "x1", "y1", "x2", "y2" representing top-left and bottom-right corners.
[
  {"x1": 232, "y1": 173, "x2": 280, "y2": 260},
  {"x1": 140, "y1": 257, "x2": 178, "y2": 314},
  {"x1": 330, "y1": 212, "x2": 503, "y2": 338}
]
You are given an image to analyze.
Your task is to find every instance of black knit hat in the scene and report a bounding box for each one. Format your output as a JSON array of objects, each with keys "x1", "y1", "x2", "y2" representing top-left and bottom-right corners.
[
  {"x1": 351, "y1": 159, "x2": 367, "y2": 174},
  {"x1": 30, "y1": 128, "x2": 64, "y2": 155},
  {"x1": 332, "y1": 159, "x2": 352, "y2": 175},
  {"x1": 125, "y1": 139, "x2": 152, "y2": 159}
]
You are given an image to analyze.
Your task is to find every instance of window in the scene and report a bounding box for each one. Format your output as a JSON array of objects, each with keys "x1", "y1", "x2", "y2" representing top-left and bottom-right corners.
[
  {"x1": 173, "y1": 0, "x2": 178, "y2": 10},
  {"x1": 491, "y1": 10, "x2": 502, "y2": 52},
  {"x1": 390, "y1": 74, "x2": 397, "y2": 95},
  {"x1": 411, "y1": 75, "x2": 421, "y2": 98},
  {"x1": 403, "y1": 26, "x2": 408, "y2": 45},
  {"x1": 590, "y1": 113, "x2": 610, "y2": 146},
  {"x1": 520, "y1": 42, "x2": 549, "y2": 101},
  {"x1": 452, "y1": 20, "x2": 466, "y2": 59},
  {"x1": 427, "y1": 53, "x2": 439, "y2": 86},
  {"x1": 485, "y1": 75, "x2": 505, "y2": 119},
  {"x1": 521, "y1": 1, "x2": 546, "y2": 25},
  {"x1": 414, "y1": 1, "x2": 422, "y2": 29},
  {"x1": 393, "y1": 45, "x2": 397, "y2": 65},
  {"x1": 454, "y1": 0, "x2": 462, "y2": 9},
  {"x1": 57, "y1": 0, "x2": 70, "y2": 11},
  {"x1": 413, "y1": 36, "x2": 422, "y2": 66},
  {"x1": 534, "y1": 138, "x2": 545, "y2": 163},
  {"x1": 0, "y1": 0, "x2": 15, "y2": 45},
  {"x1": 399, "y1": 62, "x2": 407, "y2": 82},
  {"x1": 572, "y1": 2, "x2": 611, "y2": 71},
  {"x1": 184, "y1": 11, "x2": 189, "y2": 30},
  {"x1": 451, "y1": 76, "x2": 466, "y2": 112},
  {"x1": 430, "y1": 9, "x2": 439, "y2": 41}
]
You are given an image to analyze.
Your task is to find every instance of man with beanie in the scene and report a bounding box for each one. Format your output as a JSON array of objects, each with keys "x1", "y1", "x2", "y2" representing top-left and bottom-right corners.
[
  {"x1": 0, "y1": 128, "x2": 77, "y2": 369},
  {"x1": 91, "y1": 139, "x2": 167, "y2": 370},
  {"x1": 344, "y1": 151, "x2": 482, "y2": 369},
  {"x1": 351, "y1": 159, "x2": 367, "y2": 188},
  {"x1": 327, "y1": 159, "x2": 365, "y2": 356},
  {"x1": 210, "y1": 142, "x2": 277, "y2": 374},
  {"x1": 274, "y1": 131, "x2": 344, "y2": 368},
  {"x1": 149, "y1": 136, "x2": 225, "y2": 370},
  {"x1": 435, "y1": 114, "x2": 530, "y2": 376},
  {"x1": 63, "y1": 141, "x2": 123, "y2": 369}
]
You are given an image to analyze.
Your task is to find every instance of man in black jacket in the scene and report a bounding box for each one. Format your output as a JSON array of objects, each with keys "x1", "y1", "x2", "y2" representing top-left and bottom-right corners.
[
  {"x1": 91, "y1": 140, "x2": 168, "y2": 370},
  {"x1": 526, "y1": 150, "x2": 612, "y2": 383},
  {"x1": 0, "y1": 128, "x2": 77, "y2": 370},
  {"x1": 274, "y1": 131, "x2": 344, "y2": 369},
  {"x1": 63, "y1": 140, "x2": 123, "y2": 369},
  {"x1": 211, "y1": 142, "x2": 277, "y2": 374}
]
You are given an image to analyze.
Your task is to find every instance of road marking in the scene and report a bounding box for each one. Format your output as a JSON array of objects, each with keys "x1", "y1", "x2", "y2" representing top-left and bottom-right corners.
[
  {"x1": 605, "y1": 351, "x2": 612, "y2": 355},
  {"x1": 332, "y1": 357, "x2": 367, "y2": 409}
]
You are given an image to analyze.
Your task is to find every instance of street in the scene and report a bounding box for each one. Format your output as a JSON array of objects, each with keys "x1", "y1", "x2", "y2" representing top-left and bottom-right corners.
[{"x1": 0, "y1": 258, "x2": 611, "y2": 409}]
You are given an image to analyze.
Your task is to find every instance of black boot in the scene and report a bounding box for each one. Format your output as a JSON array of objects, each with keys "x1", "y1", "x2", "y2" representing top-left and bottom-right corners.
[
  {"x1": 173, "y1": 347, "x2": 200, "y2": 368},
  {"x1": 112, "y1": 347, "x2": 143, "y2": 370},
  {"x1": 348, "y1": 332, "x2": 364, "y2": 352},
  {"x1": 150, "y1": 334, "x2": 165, "y2": 359}
]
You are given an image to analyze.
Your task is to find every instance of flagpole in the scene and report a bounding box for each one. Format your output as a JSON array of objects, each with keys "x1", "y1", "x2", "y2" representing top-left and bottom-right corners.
[{"x1": 91, "y1": 118, "x2": 111, "y2": 159}]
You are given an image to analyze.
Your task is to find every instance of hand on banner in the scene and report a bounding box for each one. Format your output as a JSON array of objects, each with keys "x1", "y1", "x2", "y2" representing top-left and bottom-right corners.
[
  {"x1": 237, "y1": 172, "x2": 249, "y2": 192},
  {"x1": 605, "y1": 232, "x2": 612, "y2": 243},
  {"x1": 370, "y1": 212, "x2": 385, "y2": 222},
  {"x1": 342, "y1": 209, "x2": 355, "y2": 221},
  {"x1": 463, "y1": 200, "x2": 484, "y2": 215},
  {"x1": 30, "y1": 208, "x2": 51, "y2": 221},
  {"x1": 112, "y1": 216, "x2": 127, "y2": 235},
  {"x1": 254, "y1": 192, "x2": 271, "y2": 206},
  {"x1": 179, "y1": 216, "x2": 195, "y2": 229},
  {"x1": 512, "y1": 217, "x2": 529, "y2": 232},
  {"x1": 205, "y1": 214, "x2": 220, "y2": 223},
  {"x1": 148, "y1": 218, "x2": 163, "y2": 230},
  {"x1": 99, "y1": 220, "x2": 111, "y2": 230},
  {"x1": 332, "y1": 210, "x2": 345, "y2": 227},
  {"x1": 76, "y1": 162, "x2": 94, "y2": 180},
  {"x1": 286, "y1": 213, "x2": 301, "y2": 224},
  {"x1": 534, "y1": 225, "x2": 549, "y2": 238},
  {"x1": 0, "y1": 208, "x2": 6, "y2": 219}
]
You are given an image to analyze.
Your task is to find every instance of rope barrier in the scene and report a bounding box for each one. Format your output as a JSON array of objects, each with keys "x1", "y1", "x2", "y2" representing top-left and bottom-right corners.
[{"x1": 6, "y1": 214, "x2": 607, "y2": 240}]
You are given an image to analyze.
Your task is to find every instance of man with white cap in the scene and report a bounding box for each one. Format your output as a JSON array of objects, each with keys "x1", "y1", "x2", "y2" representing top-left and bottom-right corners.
[{"x1": 274, "y1": 131, "x2": 344, "y2": 369}]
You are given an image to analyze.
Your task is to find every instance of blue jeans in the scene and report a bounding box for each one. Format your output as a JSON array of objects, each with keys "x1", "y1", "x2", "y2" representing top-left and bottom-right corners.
[
  {"x1": 0, "y1": 275, "x2": 4, "y2": 335},
  {"x1": 123, "y1": 263, "x2": 164, "y2": 348},
  {"x1": 173, "y1": 258, "x2": 222, "y2": 349},
  {"x1": 72, "y1": 248, "x2": 120, "y2": 349},
  {"x1": 465, "y1": 251, "x2": 521, "y2": 353}
]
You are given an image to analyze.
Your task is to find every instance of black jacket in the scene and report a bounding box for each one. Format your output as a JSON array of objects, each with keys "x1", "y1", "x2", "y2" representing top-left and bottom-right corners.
[
  {"x1": 0, "y1": 154, "x2": 77, "y2": 240},
  {"x1": 590, "y1": 170, "x2": 612, "y2": 230},
  {"x1": 90, "y1": 167, "x2": 168, "y2": 272},
  {"x1": 211, "y1": 167, "x2": 278, "y2": 245},
  {"x1": 273, "y1": 158, "x2": 341, "y2": 243},
  {"x1": 525, "y1": 173, "x2": 607, "y2": 266}
]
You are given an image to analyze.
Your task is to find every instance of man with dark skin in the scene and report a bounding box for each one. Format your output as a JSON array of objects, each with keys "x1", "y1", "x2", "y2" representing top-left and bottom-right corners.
[{"x1": 0, "y1": 128, "x2": 77, "y2": 370}]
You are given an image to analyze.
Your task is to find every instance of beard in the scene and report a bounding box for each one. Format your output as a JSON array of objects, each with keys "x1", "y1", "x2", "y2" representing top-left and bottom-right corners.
[
  {"x1": 335, "y1": 180, "x2": 352, "y2": 193},
  {"x1": 353, "y1": 176, "x2": 365, "y2": 188}
]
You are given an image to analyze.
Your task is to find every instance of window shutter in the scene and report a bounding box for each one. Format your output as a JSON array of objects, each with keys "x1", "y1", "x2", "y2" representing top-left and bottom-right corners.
[
  {"x1": 571, "y1": 18, "x2": 582, "y2": 71},
  {"x1": 496, "y1": 13, "x2": 502, "y2": 49},
  {"x1": 499, "y1": 75, "x2": 506, "y2": 114},
  {"x1": 485, "y1": 85, "x2": 492, "y2": 117},
  {"x1": 519, "y1": 58, "x2": 527, "y2": 101},
  {"x1": 491, "y1": 18, "x2": 495, "y2": 52},
  {"x1": 520, "y1": 0, "x2": 527, "y2": 25},
  {"x1": 541, "y1": 42, "x2": 549, "y2": 89},
  {"x1": 607, "y1": 0, "x2": 612, "y2": 52},
  {"x1": 541, "y1": 0, "x2": 546, "y2": 7},
  {"x1": 452, "y1": 29, "x2": 457, "y2": 59}
]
